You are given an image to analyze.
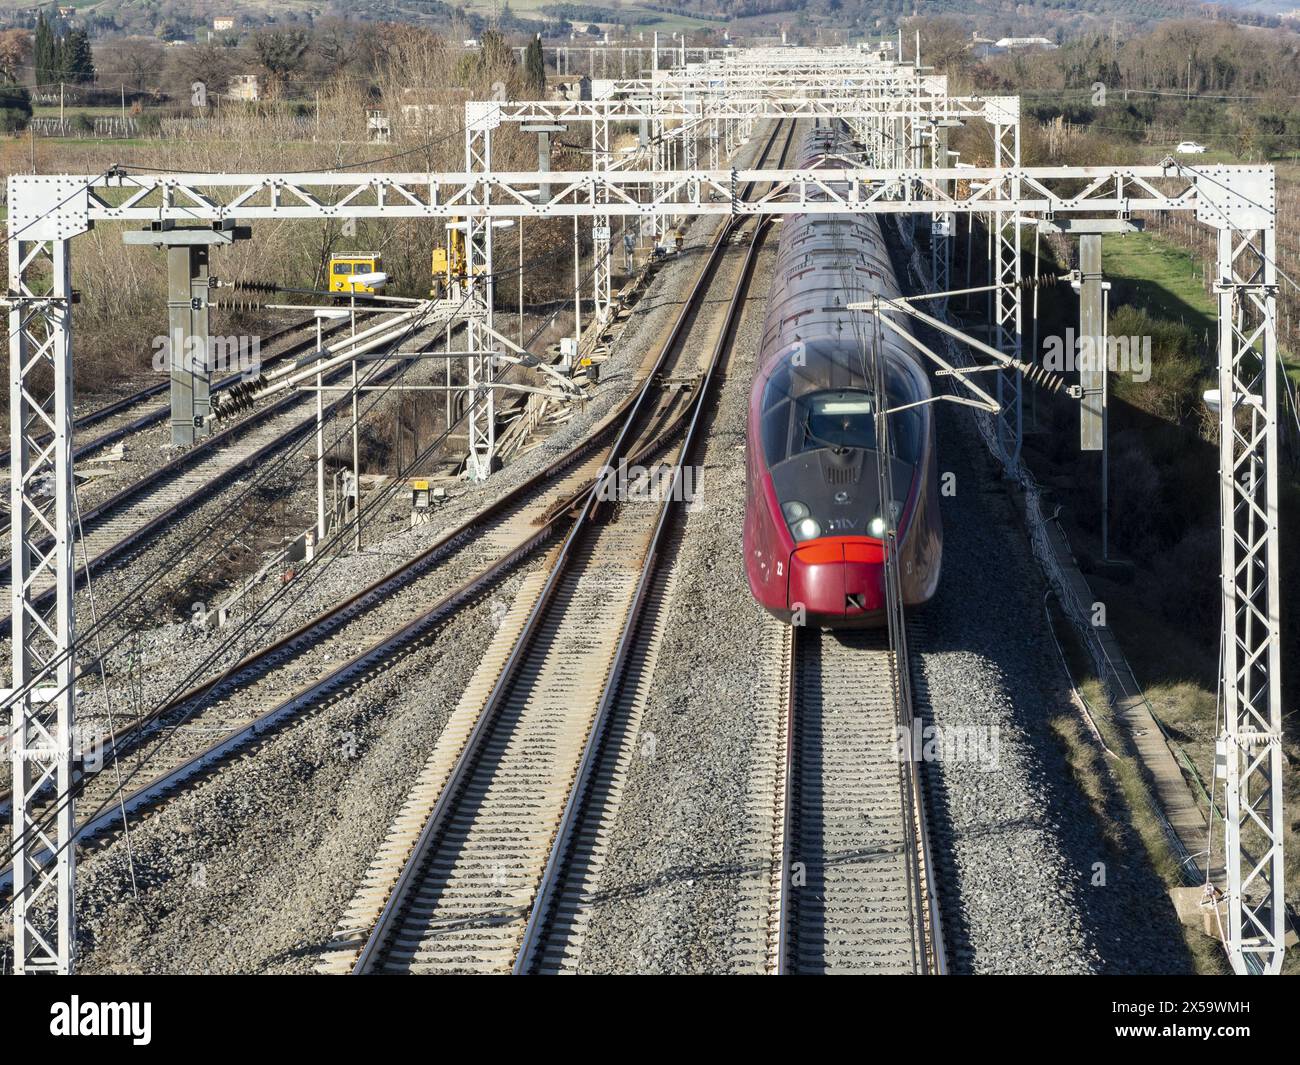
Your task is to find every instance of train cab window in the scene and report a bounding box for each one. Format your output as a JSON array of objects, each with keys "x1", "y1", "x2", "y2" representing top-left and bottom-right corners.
[
  {"x1": 760, "y1": 361, "x2": 795, "y2": 465},
  {"x1": 802, "y1": 391, "x2": 875, "y2": 452},
  {"x1": 335, "y1": 262, "x2": 354, "y2": 273},
  {"x1": 761, "y1": 351, "x2": 923, "y2": 469}
]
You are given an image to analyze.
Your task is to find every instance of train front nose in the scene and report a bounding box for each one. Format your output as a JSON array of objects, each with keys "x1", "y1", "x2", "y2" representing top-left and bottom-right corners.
[{"x1": 787, "y1": 537, "x2": 886, "y2": 625}]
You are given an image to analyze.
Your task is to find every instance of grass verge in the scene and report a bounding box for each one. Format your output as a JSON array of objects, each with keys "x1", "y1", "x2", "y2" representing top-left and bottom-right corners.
[{"x1": 1043, "y1": 597, "x2": 1233, "y2": 974}]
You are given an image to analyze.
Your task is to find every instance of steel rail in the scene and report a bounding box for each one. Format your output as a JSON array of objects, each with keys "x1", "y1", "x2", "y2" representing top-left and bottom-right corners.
[
  {"x1": 513, "y1": 210, "x2": 777, "y2": 974},
  {"x1": 873, "y1": 254, "x2": 946, "y2": 979},
  {"x1": 0, "y1": 385, "x2": 710, "y2": 893},
  {"x1": 773, "y1": 625, "x2": 798, "y2": 975},
  {"x1": 348, "y1": 119, "x2": 792, "y2": 975},
  {"x1": 0, "y1": 518, "x2": 563, "y2": 888},
  {"x1": 869, "y1": 227, "x2": 944, "y2": 977},
  {"x1": 0, "y1": 313, "x2": 434, "y2": 634},
  {"x1": 0, "y1": 329, "x2": 703, "y2": 822},
  {"x1": 777, "y1": 625, "x2": 935, "y2": 973}
]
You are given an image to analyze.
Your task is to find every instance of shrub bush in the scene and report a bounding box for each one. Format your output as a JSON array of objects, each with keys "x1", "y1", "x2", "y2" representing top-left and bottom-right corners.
[
  {"x1": 1109, "y1": 304, "x2": 1204, "y2": 423},
  {"x1": 0, "y1": 82, "x2": 32, "y2": 132},
  {"x1": 1109, "y1": 431, "x2": 1162, "y2": 557},
  {"x1": 1155, "y1": 527, "x2": 1219, "y2": 628}
]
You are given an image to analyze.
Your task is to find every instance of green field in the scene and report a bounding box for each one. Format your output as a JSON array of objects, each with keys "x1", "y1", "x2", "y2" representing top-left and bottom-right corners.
[
  {"x1": 1101, "y1": 230, "x2": 1216, "y2": 335},
  {"x1": 1103, "y1": 228, "x2": 1298, "y2": 374},
  {"x1": 33, "y1": 105, "x2": 131, "y2": 117}
]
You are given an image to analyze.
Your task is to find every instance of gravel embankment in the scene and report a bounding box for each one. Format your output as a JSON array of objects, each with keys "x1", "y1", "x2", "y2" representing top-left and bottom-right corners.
[
  {"x1": 75, "y1": 577, "x2": 533, "y2": 973},
  {"x1": 911, "y1": 381, "x2": 1191, "y2": 974},
  {"x1": 879, "y1": 219, "x2": 1193, "y2": 975}
]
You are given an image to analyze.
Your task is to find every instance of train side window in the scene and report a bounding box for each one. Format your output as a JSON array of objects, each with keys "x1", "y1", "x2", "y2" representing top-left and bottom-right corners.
[
  {"x1": 761, "y1": 397, "x2": 792, "y2": 468},
  {"x1": 760, "y1": 361, "x2": 795, "y2": 467},
  {"x1": 891, "y1": 409, "x2": 922, "y2": 465},
  {"x1": 884, "y1": 367, "x2": 924, "y2": 464}
]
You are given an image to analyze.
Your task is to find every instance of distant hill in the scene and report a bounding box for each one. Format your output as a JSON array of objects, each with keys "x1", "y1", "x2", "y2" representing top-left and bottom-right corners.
[
  {"x1": 669, "y1": 0, "x2": 1299, "y2": 38},
  {"x1": 0, "y1": 0, "x2": 1294, "y2": 43}
]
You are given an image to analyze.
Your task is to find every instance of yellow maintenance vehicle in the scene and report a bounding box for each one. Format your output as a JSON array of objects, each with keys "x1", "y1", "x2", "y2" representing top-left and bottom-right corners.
[
  {"x1": 329, "y1": 252, "x2": 385, "y2": 295},
  {"x1": 431, "y1": 218, "x2": 469, "y2": 299}
]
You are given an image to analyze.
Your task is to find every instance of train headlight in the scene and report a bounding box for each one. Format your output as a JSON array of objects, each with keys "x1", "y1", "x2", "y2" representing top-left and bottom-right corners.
[
  {"x1": 792, "y1": 517, "x2": 822, "y2": 542},
  {"x1": 869, "y1": 502, "x2": 904, "y2": 539},
  {"x1": 782, "y1": 500, "x2": 810, "y2": 523}
]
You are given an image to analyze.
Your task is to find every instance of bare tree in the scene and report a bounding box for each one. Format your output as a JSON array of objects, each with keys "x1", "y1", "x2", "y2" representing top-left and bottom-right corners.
[
  {"x1": 902, "y1": 16, "x2": 973, "y2": 77},
  {"x1": 97, "y1": 37, "x2": 165, "y2": 94},
  {"x1": 0, "y1": 28, "x2": 30, "y2": 84},
  {"x1": 253, "y1": 29, "x2": 309, "y2": 97},
  {"x1": 310, "y1": 19, "x2": 360, "y2": 81},
  {"x1": 164, "y1": 42, "x2": 237, "y2": 104}
]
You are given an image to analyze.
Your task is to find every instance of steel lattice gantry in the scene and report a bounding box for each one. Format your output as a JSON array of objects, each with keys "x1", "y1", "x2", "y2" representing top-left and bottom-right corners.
[
  {"x1": 3, "y1": 49, "x2": 1284, "y2": 975},
  {"x1": 988, "y1": 98, "x2": 1023, "y2": 465},
  {"x1": 6, "y1": 232, "x2": 75, "y2": 973},
  {"x1": 1207, "y1": 173, "x2": 1286, "y2": 973},
  {"x1": 468, "y1": 76, "x2": 1015, "y2": 335},
  {"x1": 463, "y1": 108, "x2": 498, "y2": 480}
]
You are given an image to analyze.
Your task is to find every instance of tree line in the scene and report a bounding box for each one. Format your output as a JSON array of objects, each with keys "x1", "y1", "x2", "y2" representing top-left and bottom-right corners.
[
  {"x1": 909, "y1": 17, "x2": 1300, "y2": 160},
  {"x1": 34, "y1": 11, "x2": 94, "y2": 88}
]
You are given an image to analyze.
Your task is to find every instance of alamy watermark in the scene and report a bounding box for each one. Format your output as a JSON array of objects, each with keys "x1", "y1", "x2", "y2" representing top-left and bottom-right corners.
[
  {"x1": 895, "y1": 720, "x2": 1000, "y2": 771},
  {"x1": 595, "y1": 459, "x2": 704, "y2": 509},
  {"x1": 152, "y1": 329, "x2": 262, "y2": 379},
  {"x1": 1, "y1": 721, "x2": 107, "y2": 773},
  {"x1": 1042, "y1": 327, "x2": 1151, "y2": 383}
]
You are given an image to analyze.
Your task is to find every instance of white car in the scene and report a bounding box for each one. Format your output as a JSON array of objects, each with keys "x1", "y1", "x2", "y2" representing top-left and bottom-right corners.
[{"x1": 1175, "y1": 140, "x2": 1208, "y2": 154}]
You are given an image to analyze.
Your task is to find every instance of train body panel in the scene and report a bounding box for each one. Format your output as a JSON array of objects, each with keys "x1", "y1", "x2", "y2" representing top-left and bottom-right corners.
[{"x1": 744, "y1": 126, "x2": 942, "y2": 627}]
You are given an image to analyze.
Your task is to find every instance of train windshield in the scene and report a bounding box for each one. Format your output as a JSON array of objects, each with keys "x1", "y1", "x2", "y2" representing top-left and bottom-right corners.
[
  {"x1": 761, "y1": 349, "x2": 923, "y2": 468},
  {"x1": 801, "y1": 391, "x2": 876, "y2": 452}
]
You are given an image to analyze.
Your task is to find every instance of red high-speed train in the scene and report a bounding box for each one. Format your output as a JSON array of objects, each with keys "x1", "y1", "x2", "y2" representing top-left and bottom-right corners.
[{"x1": 744, "y1": 125, "x2": 942, "y2": 627}]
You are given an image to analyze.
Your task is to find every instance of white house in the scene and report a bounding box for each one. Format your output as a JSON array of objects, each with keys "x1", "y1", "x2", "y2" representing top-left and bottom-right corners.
[
  {"x1": 993, "y1": 37, "x2": 1057, "y2": 50},
  {"x1": 227, "y1": 74, "x2": 260, "y2": 101}
]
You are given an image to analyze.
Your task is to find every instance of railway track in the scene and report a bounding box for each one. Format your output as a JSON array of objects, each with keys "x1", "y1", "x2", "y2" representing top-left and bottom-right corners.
[
  {"x1": 765, "y1": 626, "x2": 944, "y2": 973},
  {"x1": 0, "y1": 307, "x2": 441, "y2": 634},
  {"x1": 317, "y1": 119, "x2": 793, "y2": 975},
  {"x1": 0, "y1": 316, "x2": 320, "y2": 472},
  {"x1": 1, "y1": 393, "x2": 664, "y2": 872},
  {"x1": 0, "y1": 120, "x2": 791, "y2": 898},
  {"x1": 761, "y1": 494, "x2": 947, "y2": 972}
]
